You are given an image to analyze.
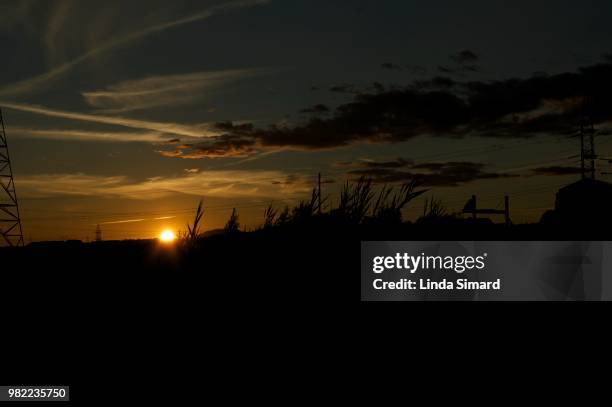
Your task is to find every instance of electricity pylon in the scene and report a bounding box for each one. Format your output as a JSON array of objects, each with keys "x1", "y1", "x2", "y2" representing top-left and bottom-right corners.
[{"x1": 0, "y1": 108, "x2": 24, "y2": 247}]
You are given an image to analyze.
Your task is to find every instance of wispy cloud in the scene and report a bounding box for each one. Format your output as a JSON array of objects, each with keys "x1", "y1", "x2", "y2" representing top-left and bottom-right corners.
[
  {"x1": 43, "y1": 0, "x2": 76, "y2": 67},
  {"x1": 9, "y1": 127, "x2": 172, "y2": 143},
  {"x1": 17, "y1": 170, "x2": 312, "y2": 200},
  {"x1": 1, "y1": 102, "x2": 218, "y2": 139},
  {"x1": 82, "y1": 68, "x2": 271, "y2": 113},
  {"x1": 0, "y1": 0, "x2": 271, "y2": 97}
]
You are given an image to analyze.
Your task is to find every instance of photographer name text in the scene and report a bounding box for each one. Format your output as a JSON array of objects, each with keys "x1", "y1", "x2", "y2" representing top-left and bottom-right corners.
[{"x1": 372, "y1": 252, "x2": 501, "y2": 291}]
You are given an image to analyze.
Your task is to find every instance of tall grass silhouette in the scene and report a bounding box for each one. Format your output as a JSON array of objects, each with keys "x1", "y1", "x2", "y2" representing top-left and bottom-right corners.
[
  {"x1": 224, "y1": 208, "x2": 240, "y2": 234},
  {"x1": 182, "y1": 177, "x2": 430, "y2": 239},
  {"x1": 179, "y1": 199, "x2": 204, "y2": 246}
]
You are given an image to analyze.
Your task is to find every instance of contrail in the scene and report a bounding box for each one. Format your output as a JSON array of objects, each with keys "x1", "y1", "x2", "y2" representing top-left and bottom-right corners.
[
  {"x1": 0, "y1": 0, "x2": 271, "y2": 97},
  {"x1": 0, "y1": 102, "x2": 218, "y2": 139},
  {"x1": 100, "y1": 219, "x2": 147, "y2": 225}
]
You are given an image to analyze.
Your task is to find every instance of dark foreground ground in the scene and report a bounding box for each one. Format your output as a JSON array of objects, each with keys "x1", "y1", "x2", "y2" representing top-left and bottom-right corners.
[
  {"x1": 2, "y1": 219, "x2": 608, "y2": 304},
  {"x1": 1, "y1": 220, "x2": 609, "y2": 400}
]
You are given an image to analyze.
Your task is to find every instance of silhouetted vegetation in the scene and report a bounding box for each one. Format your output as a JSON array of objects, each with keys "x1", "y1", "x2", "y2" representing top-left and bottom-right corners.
[
  {"x1": 423, "y1": 197, "x2": 449, "y2": 219},
  {"x1": 224, "y1": 208, "x2": 241, "y2": 234},
  {"x1": 371, "y1": 181, "x2": 428, "y2": 224},
  {"x1": 179, "y1": 199, "x2": 204, "y2": 246},
  {"x1": 4, "y1": 176, "x2": 612, "y2": 296},
  {"x1": 263, "y1": 205, "x2": 278, "y2": 229},
  {"x1": 192, "y1": 177, "x2": 429, "y2": 236}
]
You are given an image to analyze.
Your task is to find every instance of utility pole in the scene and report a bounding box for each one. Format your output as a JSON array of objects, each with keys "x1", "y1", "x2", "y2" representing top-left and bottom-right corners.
[
  {"x1": 318, "y1": 172, "x2": 322, "y2": 214},
  {"x1": 504, "y1": 196, "x2": 511, "y2": 227},
  {"x1": 95, "y1": 224, "x2": 102, "y2": 242},
  {"x1": 470, "y1": 195, "x2": 477, "y2": 220},
  {"x1": 580, "y1": 98, "x2": 597, "y2": 180},
  {"x1": 0, "y1": 108, "x2": 24, "y2": 247}
]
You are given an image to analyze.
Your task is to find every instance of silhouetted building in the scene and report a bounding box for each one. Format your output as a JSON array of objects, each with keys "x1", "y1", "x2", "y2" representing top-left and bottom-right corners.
[{"x1": 555, "y1": 179, "x2": 612, "y2": 226}]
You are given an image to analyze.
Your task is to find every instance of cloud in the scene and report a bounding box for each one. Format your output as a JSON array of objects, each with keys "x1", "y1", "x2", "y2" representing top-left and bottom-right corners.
[
  {"x1": 413, "y1": 76, "x2": 456, "y2": 90},
  {"x1": 159, "y1": 134, "x2": 259, "y2": 159},
  {"x1": 337, "y1": 158, "x2": 413, "y2": 169},
  {"x1": 531, "y1": 166, "x2": 583, "y2": 176},
  {"x1": 17, "y1": 170, "x2": 313, "y2": 201},
  {"x1": 183, "y1": 89, "x2": 471, "y2": 156},
  {"x1": 9, "y1": 127, "x2": 173, "y2": 143},
  {"x1": 329, "y1": 84, "x2": 357, "y2": 93},
  {"x1": 406, "y1": 65, "x2": 428, "y2": 75},
  {"x1": 299, "y1": 104, "x2": 330, "y2": 115},
  {"x1": 1, "y1": 102, "x2": 218, "y2": 139},
  {"x1": 340, "y1": 159, "x2": 517, "y2": 187},
  {"x1": 82, "y1": 68, "x2": 271, "y2": 113},
  {"x1": 438, "y1": 49, "x2": 481, "y2": 75},
  {"x1": 450, "y1": 49, "x2": 479, "y2": 64},
  {"x1": 0, "y1": 0, "x2": 271, "y2": 97},
  {"x1": 43, "y1": 0, "x2": 76, "y2": 67},
  {"x1": 157, "y1": 57, "x2": 612, "y2": 159},
  {"x1": 18, "y1": 174, "x2": 127, "y2": 198},
  {"x1": 382, "y1": 63, "x2": 402, "y2": 70}
]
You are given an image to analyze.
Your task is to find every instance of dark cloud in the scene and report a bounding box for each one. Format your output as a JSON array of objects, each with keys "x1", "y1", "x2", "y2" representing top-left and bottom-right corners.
[
  {"x1": 438, "y1": 64, "x2": 479, "y2": 75},
  {"x1": 271, "y1": 174, "x2": 300, "y2": 186},
  {"x1": 382, "y1": 63, "x2": 402, "y2": 70},
  {"x1": 158, "y1": 57, "x2": 612, "y2": 159},
  {"x1": 437, "y1": 65, "x2": 454, "y2": 74},
  {"x1": 214, "y1": 121, "x2": 255, "y2": 133},
  {"x1": 347, "y1": 161, "x2": 517, "y2": 187},
  {"x1": 300, "y1": 104, "x2": 330, "y2": 115},
  {"x1": 167, "y1": 131, "x2": 258, "y2": 159},
  {"x1": 406, "y1": 65, "x2": 428, "y2": 75},
  {"x1": 329, "y1": 84, "x2": 357, "y2": 93},
  {"x1": 451, "y1": 49, "x2": 479, "y2": 64},
  {"x1": 531, "y1": 166, "x2": 583, "y2": 176},
  {"x1": 439, "y1": 49, "x2": 481, "y2": 75},
  {"x1": 369, "y1": 82, "x2": 386, "y2": 93},
  {"x1": 270, "y1": 174, "x2": 335, "y2": 187},
  {"x1": 338, "y1": 157, "x2": 413, "y2": 169},
  {"x1": 413, "y1": 76, "x2": 457, "y2": 90}
]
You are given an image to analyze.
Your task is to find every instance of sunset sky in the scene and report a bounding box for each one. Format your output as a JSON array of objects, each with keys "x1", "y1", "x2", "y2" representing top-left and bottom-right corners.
[{"x1": 2, "y1": 0, "x2": 612, "y2": 242}]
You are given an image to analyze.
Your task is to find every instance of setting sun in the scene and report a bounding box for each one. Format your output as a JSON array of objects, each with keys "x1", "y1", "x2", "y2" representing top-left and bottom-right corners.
[{"x1": 160, "y1": 230, "x2": 177, "y2": 243}]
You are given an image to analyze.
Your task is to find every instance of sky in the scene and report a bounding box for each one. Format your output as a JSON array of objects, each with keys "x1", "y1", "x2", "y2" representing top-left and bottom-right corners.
[{"x1": 2, "y1": 0, "x2": 612, "y2": 241}]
